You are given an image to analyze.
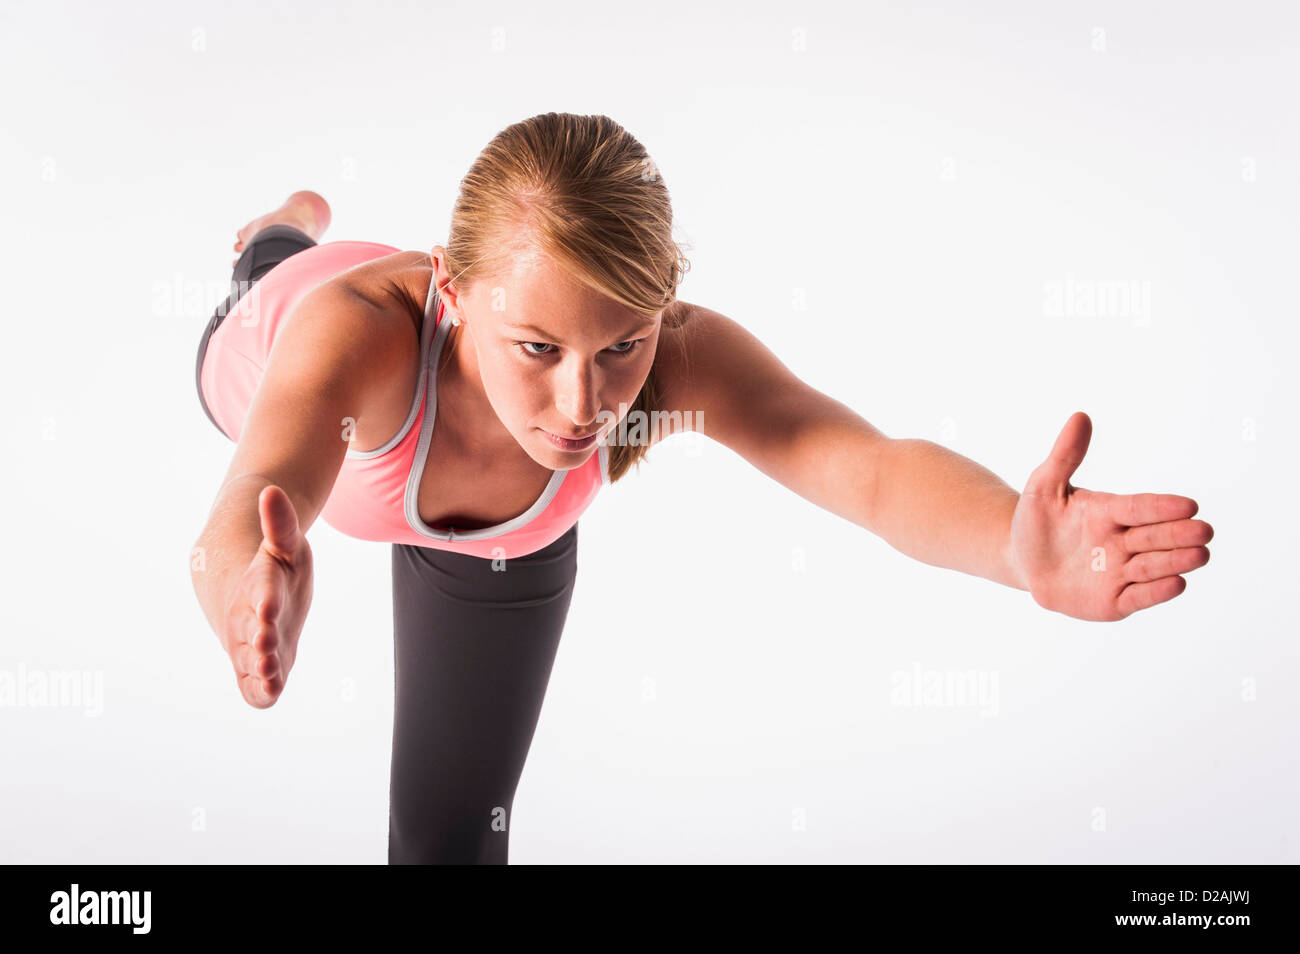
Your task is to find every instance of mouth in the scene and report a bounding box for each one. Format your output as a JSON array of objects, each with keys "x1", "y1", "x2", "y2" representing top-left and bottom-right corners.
[{"x1": 541, "y1": 427, "x2": 602, "y2": 452}]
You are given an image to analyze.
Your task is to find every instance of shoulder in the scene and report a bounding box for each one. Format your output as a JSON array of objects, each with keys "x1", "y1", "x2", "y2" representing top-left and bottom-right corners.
[
  {"x1": 335, "y1": 250, "x2": 430, "y2": 329},
  {"x1": 275, "y1": 266, "x2": 420, "y2": 406},
  {"x1": 650, "y1": 300, "x2": 802, "y2": 446}
]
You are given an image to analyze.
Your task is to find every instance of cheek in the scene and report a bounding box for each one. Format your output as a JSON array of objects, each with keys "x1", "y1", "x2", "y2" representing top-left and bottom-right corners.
[
  {"x1": 617, "y1": 349, "x2": 656, "y2": 398},
  {"x1": 485, "y1": 359, "x2": 547, "y2": 418}
]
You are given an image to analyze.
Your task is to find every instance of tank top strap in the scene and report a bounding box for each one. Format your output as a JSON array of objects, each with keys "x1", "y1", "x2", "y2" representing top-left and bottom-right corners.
[
  {"x1": 420, "y1": 271, "x2": 440, "y2": 360},
  {"x1": 342, "y1": 264, "x2": 442, "y2": 461}
]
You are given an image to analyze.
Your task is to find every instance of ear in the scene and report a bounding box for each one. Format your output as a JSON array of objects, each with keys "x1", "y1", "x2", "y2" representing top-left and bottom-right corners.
[{"x1": 428, "y1": 245, "x2": 466, "y2": 316}]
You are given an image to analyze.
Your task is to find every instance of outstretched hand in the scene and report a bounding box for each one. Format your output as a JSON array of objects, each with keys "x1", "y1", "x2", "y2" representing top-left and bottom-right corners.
[
  {"x1": 222, "y1": 485, "x2": 314, "y2": 707},
  {"x1": 1008, "y1": 412, "x2": 1213, "y2": 622}
]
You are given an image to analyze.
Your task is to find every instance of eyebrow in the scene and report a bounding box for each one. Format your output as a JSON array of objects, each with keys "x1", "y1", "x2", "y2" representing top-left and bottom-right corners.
[{"x1": 503, "y1": 318, "x2": 658, "y2": 343}]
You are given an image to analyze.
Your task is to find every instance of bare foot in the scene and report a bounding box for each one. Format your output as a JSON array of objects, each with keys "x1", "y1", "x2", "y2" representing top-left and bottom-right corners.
[{"x1": 231, "y1": 190, "x2": 332, "y2": 268}]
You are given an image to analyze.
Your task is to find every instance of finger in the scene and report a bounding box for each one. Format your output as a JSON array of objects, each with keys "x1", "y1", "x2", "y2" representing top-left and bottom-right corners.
[
  {"x1": 237, "y1": 671, "x2": 266, "y2": 703},
  {"x1": 238, "y1": 666, "x2": 282, "y2": 699},
  {"x1": 234, "y1": 594, "x2": 278, "y2": 671},
  {"x1": 1116, "y1": 575, "x2": 1188, "y2": 617},
  {"x1": 238, "y1": 671, "x2": 279, "y2": 709},
  {"x1": 1024, "y1": 411, "x2": 1092, "y2": 499},
  {"x1": 259, "y1": 485, "x2": 303, "y2": 562},
  {"x1": 1113, "y1": 493, "x2": 1199, "y2": 526},
  {"x1": 241, "y1": 621, "x2": 280, "y2": 679},
  {"x1": 1124, "y1": 519, "x2": 1214, "y2": 553},
  {"x1": 240, "y1": 642, "x2": 280, "y2": 681},
  {"x1": 1124, "y1": 546, "x2": 1210, "y2": 583},
  {"x1": 249, "y1": 574, "x2": 283, "y2": 643},
  {"x1": 241, "y1": 564, "x2": 283, "y2": 644}
]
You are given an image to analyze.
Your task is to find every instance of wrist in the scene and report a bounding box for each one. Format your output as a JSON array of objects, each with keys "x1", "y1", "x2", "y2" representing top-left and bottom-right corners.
[{"x1": 1003, "y1": 493, "x2": 1030, "y2": 591}]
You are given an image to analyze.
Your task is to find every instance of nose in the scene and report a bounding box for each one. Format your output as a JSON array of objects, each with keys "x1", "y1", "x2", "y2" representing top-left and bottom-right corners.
[{"x1": 554, "y1": 360, "x2": 601, "y2": 430}]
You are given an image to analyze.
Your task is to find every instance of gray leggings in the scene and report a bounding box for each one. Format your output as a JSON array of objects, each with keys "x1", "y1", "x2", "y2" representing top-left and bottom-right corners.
[{"x1": 196, "y1": 225, "x2": 580, "y2": 864}]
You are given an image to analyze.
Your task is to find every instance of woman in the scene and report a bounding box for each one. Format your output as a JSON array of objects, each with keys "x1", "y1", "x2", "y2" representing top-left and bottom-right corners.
[{"x1": 190, "y1": 112, "x2": 1213, "y2": 864}]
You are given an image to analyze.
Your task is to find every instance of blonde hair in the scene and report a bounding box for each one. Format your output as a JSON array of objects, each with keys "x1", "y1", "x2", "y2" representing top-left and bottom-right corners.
[{"x1": 442, "y1": 112, "x2": 693, "y2": 483}]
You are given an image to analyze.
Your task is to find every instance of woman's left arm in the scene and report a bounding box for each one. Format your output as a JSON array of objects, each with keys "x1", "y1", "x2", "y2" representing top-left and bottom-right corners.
[{"x1": 653, "y1": 304, "x2": 1214, "y2": 622}]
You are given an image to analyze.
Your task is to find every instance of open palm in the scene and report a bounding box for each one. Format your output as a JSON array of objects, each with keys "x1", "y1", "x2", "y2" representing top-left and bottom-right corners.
[{"x1": 1009, "y1": 412, "x2": 1213, "y2": 622}]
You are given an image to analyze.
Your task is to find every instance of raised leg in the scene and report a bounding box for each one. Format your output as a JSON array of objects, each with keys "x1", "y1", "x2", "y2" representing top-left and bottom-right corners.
[{"x1": 194, "y1": 224, "x2": 318, "y2": 435}]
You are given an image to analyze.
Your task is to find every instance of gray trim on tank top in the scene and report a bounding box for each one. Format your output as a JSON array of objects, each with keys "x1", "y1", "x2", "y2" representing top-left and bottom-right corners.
[{"x1": 343, "y1": 267, "x2": 439, "y2": 460}]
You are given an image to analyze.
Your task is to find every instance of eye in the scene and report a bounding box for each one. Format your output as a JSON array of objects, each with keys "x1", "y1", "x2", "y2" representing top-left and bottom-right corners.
[{"x1": 515, "y1": 339, "x2": 646, "y2": 358}]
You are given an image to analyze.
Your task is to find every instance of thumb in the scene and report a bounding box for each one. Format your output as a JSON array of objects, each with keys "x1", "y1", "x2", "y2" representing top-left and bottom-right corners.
[
  {"x1": 258, "y1": 484, "x2": 303, "y2": 561},
  {"x1": 1024, "y1": 411, "x2": 1092, "y2": 500}
]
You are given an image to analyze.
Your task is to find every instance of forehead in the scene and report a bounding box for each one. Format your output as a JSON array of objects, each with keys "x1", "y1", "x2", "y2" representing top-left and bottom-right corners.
[{"x1": 479, "y1": 251, "x2": 637, "y2": 323}]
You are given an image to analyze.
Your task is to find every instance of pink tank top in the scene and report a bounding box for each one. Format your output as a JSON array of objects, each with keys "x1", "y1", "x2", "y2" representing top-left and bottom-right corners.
[{"x1": 199, "y1": 240, "x2": 609, "y2": 559}]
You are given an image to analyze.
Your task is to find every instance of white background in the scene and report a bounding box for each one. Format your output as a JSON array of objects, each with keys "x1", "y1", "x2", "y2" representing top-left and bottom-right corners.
[{"x1": 0, "y1": 0, "x2": 1294, "y2": 864}]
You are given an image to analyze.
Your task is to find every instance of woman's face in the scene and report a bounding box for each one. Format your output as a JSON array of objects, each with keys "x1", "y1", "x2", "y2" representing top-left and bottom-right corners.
[{"x1": 432, "y1": 243, "x2": 662, "y2": 470}]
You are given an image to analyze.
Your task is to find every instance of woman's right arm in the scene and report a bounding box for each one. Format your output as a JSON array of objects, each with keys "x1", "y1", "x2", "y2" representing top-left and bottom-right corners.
[{"x1": 190, "y1": 281, "x2": 409, "y2": 705}]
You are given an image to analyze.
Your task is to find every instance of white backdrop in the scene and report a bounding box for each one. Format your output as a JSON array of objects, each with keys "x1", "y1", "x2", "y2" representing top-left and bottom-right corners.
[{"x1": 0, "y1": 0, "x2": 1293, "y2": 864}]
